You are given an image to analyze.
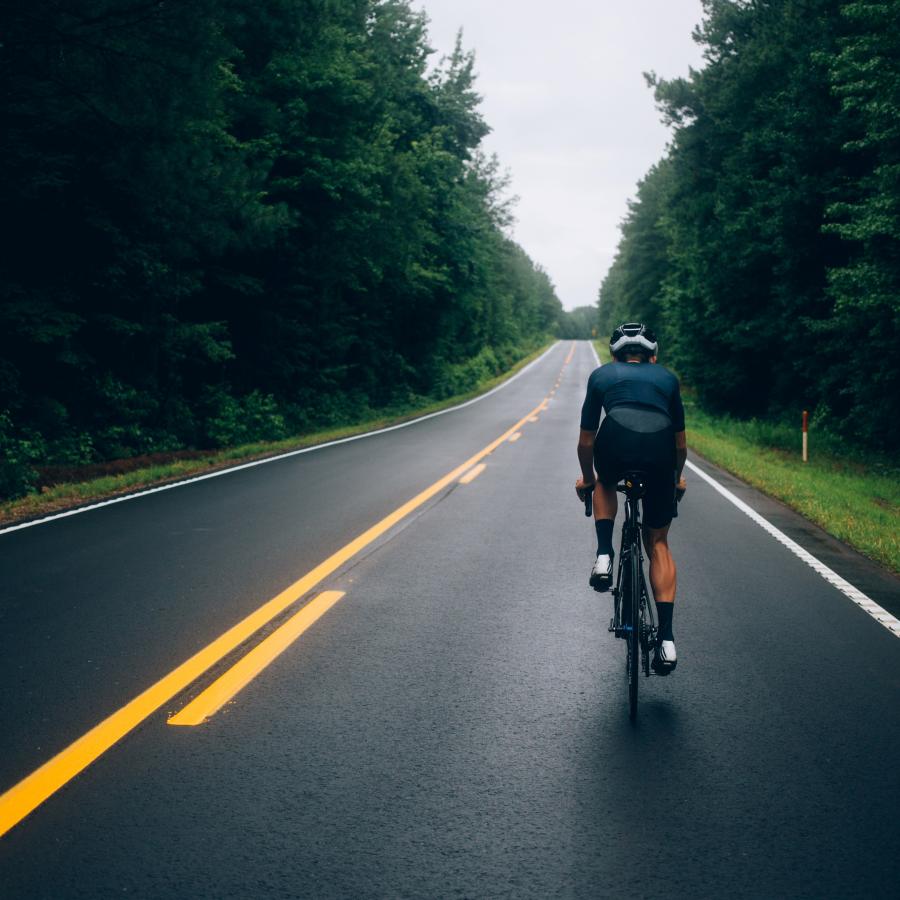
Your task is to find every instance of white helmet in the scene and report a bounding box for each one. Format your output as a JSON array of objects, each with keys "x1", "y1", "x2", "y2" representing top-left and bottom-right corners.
[{"x1": 609, "y1": 322, "x2": 658, "y2": 358}]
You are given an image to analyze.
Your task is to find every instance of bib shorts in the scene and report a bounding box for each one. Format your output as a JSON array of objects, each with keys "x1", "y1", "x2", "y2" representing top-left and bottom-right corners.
[{"x1": 593, "y1": 406, "x2": 677, "y2": 530}]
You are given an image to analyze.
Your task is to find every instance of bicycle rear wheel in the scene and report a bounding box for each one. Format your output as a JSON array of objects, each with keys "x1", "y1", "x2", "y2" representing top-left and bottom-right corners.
[{"x1": 626, "y1": 544, "x2": 640, "y2": 719}]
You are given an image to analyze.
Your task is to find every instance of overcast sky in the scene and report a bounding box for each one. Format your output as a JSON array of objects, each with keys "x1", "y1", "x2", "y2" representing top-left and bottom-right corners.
[{"x1": 411, "y1": 1, "x2": 706, "y2": 310}]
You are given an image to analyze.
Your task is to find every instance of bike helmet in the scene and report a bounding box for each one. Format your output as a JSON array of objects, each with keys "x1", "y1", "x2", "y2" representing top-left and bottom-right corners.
[{"x1": 609, "y1": 322, "x2": 658, "y2": 359}]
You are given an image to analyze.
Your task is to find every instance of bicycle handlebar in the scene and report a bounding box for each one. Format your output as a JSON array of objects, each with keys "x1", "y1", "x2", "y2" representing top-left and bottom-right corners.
[
  {"x1": 581, "y1": 485, "x2": 594, "y2": 517},
  {"x1": 580, "y1": 481, "x2": 683, "y2": 518}
]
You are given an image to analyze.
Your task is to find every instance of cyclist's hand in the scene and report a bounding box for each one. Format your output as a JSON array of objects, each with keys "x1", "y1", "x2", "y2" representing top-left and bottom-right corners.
[
  {"x1": 575, "y1": 477, "x2": 595, "y2": 502},
  {"x1": 676, "y1": 476, "x2": 687, "y2": 502}
]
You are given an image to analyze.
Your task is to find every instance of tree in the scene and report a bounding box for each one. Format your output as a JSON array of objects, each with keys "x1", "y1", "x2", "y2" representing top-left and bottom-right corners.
[
  {"x1": 817, "y1": 0, "x2": 900, "y2": 446},
  {"x1": 0, "y1": 0, "x2": 563, "y2": 498}
]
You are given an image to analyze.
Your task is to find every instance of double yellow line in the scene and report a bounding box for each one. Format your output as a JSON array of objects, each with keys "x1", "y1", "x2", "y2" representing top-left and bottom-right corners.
[
  {"x1": 0, "y1": 350, "x2": 578, "y2": 837},
  {"x1": 168, "y1": 590, "x2": 347, "y2": 726}
]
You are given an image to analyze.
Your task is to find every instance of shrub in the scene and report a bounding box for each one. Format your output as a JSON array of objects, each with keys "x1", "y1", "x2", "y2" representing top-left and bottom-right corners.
[
  {"x1": 204, "y1": 390, "x2": 288, "y2": 447},
  {"x1": 0, "y1": 412, "x2": 44, "y2": 500}
]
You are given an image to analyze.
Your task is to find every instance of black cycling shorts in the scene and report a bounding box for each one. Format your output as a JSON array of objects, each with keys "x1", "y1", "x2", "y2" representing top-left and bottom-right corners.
[{"x1": 593, "y1": 407, "x2": 677, "y2": 530}]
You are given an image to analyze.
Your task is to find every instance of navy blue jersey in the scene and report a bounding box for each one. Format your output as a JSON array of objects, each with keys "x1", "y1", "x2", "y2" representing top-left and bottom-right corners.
[{"x1": 580, "y1": 361, "x2": 685, "y2": 433}]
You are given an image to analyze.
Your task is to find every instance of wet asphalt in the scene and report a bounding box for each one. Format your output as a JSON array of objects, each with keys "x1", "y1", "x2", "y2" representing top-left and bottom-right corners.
[{"x1": 1, "y1": 341, "x2": 899, "y2": 899}]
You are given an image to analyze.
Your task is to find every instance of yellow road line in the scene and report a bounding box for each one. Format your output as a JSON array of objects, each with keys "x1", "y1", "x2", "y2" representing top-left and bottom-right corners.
[
  {"x1": 0, "y1": 394, "x2": 549, "y2": 838},
  {"x1": 458, "y1": 463, "x2": 486, "y2": 484},
  {"x1": 508, "y1": 432, "x2": 522, "y2": 443},
  {"x1": 528, "y1": 416, "x2": 539, "y2": 423},
  {"x1": 168, "y1": 592, "x2": 345, "y2": 726},
  {"x1": 564, "y1": 343, "x2": 576, "y2": 365}
]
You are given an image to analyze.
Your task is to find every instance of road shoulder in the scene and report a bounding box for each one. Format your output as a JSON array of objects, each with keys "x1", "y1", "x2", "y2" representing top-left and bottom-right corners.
[{"x1": 687, "y1": 450, "x2": 900, "y2": 620}]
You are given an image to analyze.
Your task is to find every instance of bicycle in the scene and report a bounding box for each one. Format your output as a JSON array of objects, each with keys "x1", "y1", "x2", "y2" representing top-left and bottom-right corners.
[{"x1": 582, "y1": 474, "x2": 657, "y2": 720}]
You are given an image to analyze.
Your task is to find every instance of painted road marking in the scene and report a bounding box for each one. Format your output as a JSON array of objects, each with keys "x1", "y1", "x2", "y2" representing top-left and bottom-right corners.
[
  {"x1": 0, "y1": 344, "x2": 563, "y2": 537},
  {"x1": 509, "y1": 433, "x2": 522, "y2": 443},
  {"x1": 584, "y1": 342, "x2": 900, "y2": 640},
  {"x1": 564, "y1": 342, "x2": 576, "y2": 365},
  {"x1": 168, "y1": 592, "x2": 346, "y2": 726},
  {"x1": 0, "y1": 393, "x2": 551, "y2": 837},
  {"x1": 458, "y1": 463, "x2": 486, "y2": 485},
  {"x1": 685, "y1": 460, "x2": 900, "y2": 639},
  {"x1": 528, "y1": 416, "x2": 539, "y2": 423}
]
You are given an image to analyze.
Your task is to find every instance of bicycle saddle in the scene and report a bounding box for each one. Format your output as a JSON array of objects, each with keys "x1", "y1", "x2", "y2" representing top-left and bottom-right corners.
[{"x1": 617, "y1": 471, "x2": 648, "y2": 498}]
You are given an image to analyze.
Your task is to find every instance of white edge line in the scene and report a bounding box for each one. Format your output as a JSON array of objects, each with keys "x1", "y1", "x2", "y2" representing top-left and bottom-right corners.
[
  {"x1": 1, "y1": 342, "x2": 562, "y2": 537},
  {"x1": 586, "y1": 341, "x2": 900, "y2": 640},
  {"x1": 684, "y1": 460, "x2": 900, "y2": 638}
]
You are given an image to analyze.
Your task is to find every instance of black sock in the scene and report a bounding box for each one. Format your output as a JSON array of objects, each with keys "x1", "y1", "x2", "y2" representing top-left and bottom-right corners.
[
  {"x1": 594, "y1": 518, "x2": 614, "y2": 556},
  {"x1": 656, "y1": 602, "x2": 674, "y2": 641}
]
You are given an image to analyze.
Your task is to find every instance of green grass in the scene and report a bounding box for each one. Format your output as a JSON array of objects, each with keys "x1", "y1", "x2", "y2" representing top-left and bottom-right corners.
[
  {"x1": 0, "y1": 342, "x2": 555, "y2": 528},
  {"x1": 686, "y1": 404, "x2": 899, "y2": 572},
  {"x1": 592, "y1": 341, "x2": 899, "y2": 573}
]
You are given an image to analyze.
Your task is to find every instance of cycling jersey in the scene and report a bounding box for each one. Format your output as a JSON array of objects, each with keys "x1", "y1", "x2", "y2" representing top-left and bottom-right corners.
[
  {"x1": 579, "y1": 361, "x2": 685, "y2": 433},
  {"x1": 581, "y1": 361, "x2": 685, "y2": 529}
]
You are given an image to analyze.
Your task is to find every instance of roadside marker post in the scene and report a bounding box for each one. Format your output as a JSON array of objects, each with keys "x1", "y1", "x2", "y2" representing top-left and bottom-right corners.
[{"x1": 802, "y1": 410, "x2": 809, "y2": 463}]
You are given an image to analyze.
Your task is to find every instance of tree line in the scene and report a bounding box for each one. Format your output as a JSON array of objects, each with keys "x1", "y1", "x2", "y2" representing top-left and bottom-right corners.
[
  {"x1": 0, "y1": 0, "x2": 563, "y2": 498},
  {"x1": 599, "y1": 0, "x2": 899, "y2": 451}
]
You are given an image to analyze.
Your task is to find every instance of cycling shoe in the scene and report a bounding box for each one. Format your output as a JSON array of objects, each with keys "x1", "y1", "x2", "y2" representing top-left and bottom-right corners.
[
  {"x1": 652, "y1": 639, "x2": 677, "y2": 675},
  {"x1": 589, "y1": 552, "x2": 614, "y2": 592}
]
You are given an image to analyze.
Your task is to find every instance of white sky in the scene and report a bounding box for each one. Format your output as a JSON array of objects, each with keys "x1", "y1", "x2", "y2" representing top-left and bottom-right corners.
[{"x1": 411, "y1": 0, "x2": 706, "y2": 310}]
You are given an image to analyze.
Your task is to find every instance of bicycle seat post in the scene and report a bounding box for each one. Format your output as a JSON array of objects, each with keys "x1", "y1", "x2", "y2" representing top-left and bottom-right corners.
[{"x1": 617, "y1": 470, "x2": 649, "y2": 500}]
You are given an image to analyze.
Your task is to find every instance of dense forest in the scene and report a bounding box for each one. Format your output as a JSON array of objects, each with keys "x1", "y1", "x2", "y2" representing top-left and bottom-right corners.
[
  {"x1": 0, "y1": 0, "x2": 564, "y2": 498},
  {"x1": 556, "y1": 305, "x2": 598, "y2": 340},
  {"x1": 599, "y1": 0, "x2": 900, "y2": 451}
]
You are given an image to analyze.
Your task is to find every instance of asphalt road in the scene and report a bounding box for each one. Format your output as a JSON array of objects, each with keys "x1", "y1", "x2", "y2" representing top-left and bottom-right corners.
[{"x1": 1, "y1": 341, "x2": 899, "y2": 898}]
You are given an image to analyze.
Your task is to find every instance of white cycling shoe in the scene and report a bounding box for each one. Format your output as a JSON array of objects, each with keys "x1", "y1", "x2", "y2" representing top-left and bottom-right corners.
[
  {"x1": 589, "y1": 553, "x2": 614, "y2": 592},
  {"x1": 652, "y1": 640, "x2": 677, "y2": 675}
]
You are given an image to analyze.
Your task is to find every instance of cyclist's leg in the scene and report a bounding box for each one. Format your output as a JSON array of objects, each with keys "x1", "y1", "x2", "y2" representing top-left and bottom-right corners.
[
  {"x1": 640, "y1": 453, "x2": 677, "y2": 603},
  {"x1": 589, "y1": 481, "x2": 617, "y2": 591},
  {"x1": 642, "y1": 467, "x2": 678, "y2": 671},
  {"x1": 592, "y1": 417, "x2": 622, "y2": 517},
  {"x1": 592, "y1": 481, "x2": 617, "y2": 520},
  {"x1": 589, "y1": 420, "x2": 623, "y2": 591},
  {"x1": 642, "y1": 524, "x2": 676, "y2": 602}
]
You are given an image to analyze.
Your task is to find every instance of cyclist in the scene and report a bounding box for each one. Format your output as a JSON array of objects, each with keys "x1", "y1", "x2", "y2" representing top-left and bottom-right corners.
[{"x1": 575, "y1": 323, "x2": 687, "y2": 674}]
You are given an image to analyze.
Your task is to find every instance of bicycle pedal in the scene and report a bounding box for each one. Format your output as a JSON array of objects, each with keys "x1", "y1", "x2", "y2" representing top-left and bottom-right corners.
[{"x1": 651, "y1": 656, "x2": 676, "y2": 676}]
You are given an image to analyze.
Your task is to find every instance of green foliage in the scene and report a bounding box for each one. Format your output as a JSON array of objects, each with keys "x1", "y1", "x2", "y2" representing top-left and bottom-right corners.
[
  {"x1": 0, "y1": 0, "x2": 562, "y2": 500},
  {"x1": 429, "y1": 339, "x2": 548, "y2": 399},
  {"x1": 598, "y1": 161, "x2": 672, "y2": 340},
  {"x1": 557, "y1": 305, "x2": 599, "y2": 340},
  {"x1": 204, "y1": 390, "x2": 289, "y2": 448},
  {"x1": 0, "y1": 413, "x2": 43, "y2": 498},
  {"x1": 600, "y1": 0, "x2": 899, "y2": 449},
  {"x1": 817, "y1": 0, "x2": 900, "y2": 446}
]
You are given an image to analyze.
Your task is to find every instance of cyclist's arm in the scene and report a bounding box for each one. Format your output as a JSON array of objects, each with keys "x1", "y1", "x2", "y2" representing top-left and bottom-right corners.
[
  {"x1": 578, "y1": 429, "x2": 597, "y2": 486},
  {"x1": 675, "y1": 430, "x2": 687, "y2": 485},
  {"x1": 669, "y1": 375, "x2": 687, "y2": 486},
  {"x1": 578, "y1": 370, "x2": 604, "y2": 487}
]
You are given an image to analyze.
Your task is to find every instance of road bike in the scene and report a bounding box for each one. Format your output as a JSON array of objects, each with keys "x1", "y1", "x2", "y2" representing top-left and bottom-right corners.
[
  {"x1": 583, "y1": 474, "x2": 658, "y2": 720},
  {"x1": 610, "y1": 472, "x2": 658, "y2": 719}
]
